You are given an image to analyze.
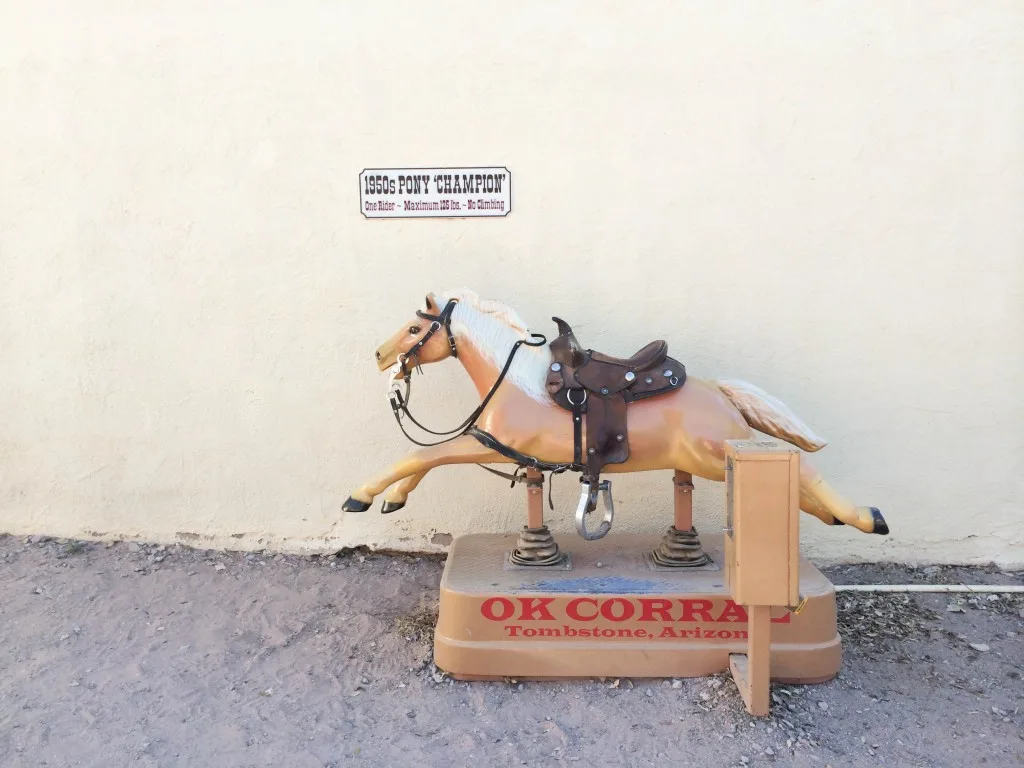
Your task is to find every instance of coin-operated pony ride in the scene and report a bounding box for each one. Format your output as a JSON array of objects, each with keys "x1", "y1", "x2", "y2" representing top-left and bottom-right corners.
[{"x1": 343, "y1": 288, "x2": 889, "y2": 715}]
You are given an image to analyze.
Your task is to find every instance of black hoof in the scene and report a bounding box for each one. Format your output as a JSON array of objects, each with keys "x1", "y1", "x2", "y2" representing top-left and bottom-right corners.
[
  {"x1": 870, "y1": 507, "x2": 889, "y2": 535},
  {"x1": 343, "y1": 496, "x2": 372, "y2": 513},
  {"x1": 381, "y1": 501, "x2": 406, "y2": 515}
]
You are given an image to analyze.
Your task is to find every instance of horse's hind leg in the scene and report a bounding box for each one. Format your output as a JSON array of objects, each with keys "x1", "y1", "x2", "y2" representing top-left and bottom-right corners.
[
  {"x1": 679, "y1": 442, "x2": 835, "y2": 528},
  {"x1": 798, "y1": 497, "x2": 845, "y2": 527},
  {"x1": 674, "y1": 443, "x2": 853, "y2": 529},
  {"x1": 800, "y1": 461, "x2": 888, "y2": 535}
]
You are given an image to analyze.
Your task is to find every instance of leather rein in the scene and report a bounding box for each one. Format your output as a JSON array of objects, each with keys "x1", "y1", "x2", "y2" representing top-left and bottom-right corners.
[
  {"x1": 385, "y1": 298, "x2": 583, "y2": 506},
  {"x1": 387, "y1": 299, "x2": 542, "y2": 444}
]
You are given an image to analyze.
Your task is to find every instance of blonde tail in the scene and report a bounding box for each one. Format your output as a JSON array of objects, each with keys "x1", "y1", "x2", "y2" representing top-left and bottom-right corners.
[{"x1": 715, "y1": 379, "x2": 828, "y2": 452}]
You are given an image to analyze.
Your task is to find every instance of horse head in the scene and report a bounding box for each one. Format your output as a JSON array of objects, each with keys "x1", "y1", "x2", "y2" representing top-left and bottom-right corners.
[{"x1": 374, "y1": 292, "x2": 458, "y2": 378}]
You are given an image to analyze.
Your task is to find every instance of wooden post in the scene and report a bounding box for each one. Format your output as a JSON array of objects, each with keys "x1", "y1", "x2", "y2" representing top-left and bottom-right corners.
[
  {"x1": 526, "y1": 467, "x2": 544, "y2": 529},
  {"x1": 673, "y1": 470, "x2": 693, "y2": 531},
  {"x1": 729, "y1": 606, "x2": 772, "y2": 716},
  {"x1": 724, "y1": 439, "x2": 801, "y2": 717}
]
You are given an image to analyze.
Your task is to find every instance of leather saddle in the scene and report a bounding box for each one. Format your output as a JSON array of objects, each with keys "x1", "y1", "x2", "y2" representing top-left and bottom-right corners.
[{"x1": 545, "y1": 317, "x2": 686, "y2": 485}]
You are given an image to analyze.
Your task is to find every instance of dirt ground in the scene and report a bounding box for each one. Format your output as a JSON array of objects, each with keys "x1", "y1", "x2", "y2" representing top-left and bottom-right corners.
[{"x1": 1, "y1": 535, "x2": 1021, "y2": 768}]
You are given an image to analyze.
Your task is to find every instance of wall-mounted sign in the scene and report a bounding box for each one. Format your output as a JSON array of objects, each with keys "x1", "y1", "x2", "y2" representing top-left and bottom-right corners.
[{"x1": 359, "y1": 166, "x2": 511, "y2": 219}]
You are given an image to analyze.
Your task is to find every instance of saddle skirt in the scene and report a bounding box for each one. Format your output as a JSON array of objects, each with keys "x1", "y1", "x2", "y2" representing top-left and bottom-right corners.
[{"x1": 544, "y1": 317, "x2": 686, "y2": 477}]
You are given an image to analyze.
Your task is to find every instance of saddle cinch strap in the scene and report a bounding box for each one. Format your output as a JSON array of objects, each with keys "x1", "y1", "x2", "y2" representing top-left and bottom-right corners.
[{"x1": 545, "y1": 317, "x2": 687, "y2": 539}]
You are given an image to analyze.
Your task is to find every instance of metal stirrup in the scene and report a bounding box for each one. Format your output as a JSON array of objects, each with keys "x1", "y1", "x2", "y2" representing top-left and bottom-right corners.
[{"x1": 574, "y1": 479, "x2": 614, "y2": 540}]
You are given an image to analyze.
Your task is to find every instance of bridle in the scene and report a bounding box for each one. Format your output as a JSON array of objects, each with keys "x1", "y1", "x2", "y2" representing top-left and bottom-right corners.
[
  {"x1": 384, "y1": 297, "x2": 598, "y2": 515},
  {"x1": 398, "y1": 297, "x2": 460, "y2": 379},
  {"x1": 386, "y1": 298, "x2": 548, "y2": 449}
]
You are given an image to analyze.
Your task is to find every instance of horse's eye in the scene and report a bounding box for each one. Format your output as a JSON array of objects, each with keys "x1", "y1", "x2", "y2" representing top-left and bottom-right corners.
[{"x1": 409, "y1": 325, "x2": 422, "y2": 335}]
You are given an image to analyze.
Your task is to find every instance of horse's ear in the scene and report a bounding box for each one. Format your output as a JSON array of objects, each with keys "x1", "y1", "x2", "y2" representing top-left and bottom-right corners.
[{"x1": 424, "y1": 293, "x2": 439, "y2": 311}]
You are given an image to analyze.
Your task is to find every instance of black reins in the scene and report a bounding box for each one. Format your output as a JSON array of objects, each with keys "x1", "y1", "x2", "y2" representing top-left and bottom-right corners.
[
  {"x1": 386, "y1": 297, "x2": 577, "y2": 507},
  {"x1": 388, "y1": 299, "x2": 547, "y2": 448}
]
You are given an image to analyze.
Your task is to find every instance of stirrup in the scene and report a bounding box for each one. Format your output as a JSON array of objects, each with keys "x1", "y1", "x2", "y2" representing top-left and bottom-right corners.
[{"x1": 575, "y1": 479, "x2": 614, "y2": 541}]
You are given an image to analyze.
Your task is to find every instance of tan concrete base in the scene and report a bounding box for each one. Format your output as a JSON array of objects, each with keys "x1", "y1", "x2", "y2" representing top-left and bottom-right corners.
[{"x1": 434, "y1": 532, "x2": 841, "y2": 683}]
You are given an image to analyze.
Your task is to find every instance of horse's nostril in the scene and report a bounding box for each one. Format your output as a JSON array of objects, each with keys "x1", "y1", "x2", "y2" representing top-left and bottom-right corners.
[{"x1": 375, "y1": 350, "x2": 381, "y2": 360}]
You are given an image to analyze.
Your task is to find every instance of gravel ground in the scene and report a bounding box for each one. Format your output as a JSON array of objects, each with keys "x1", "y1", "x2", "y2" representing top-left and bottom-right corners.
[{"x1": 1, "y1": 535, "x2": 1021, "y2": 768}]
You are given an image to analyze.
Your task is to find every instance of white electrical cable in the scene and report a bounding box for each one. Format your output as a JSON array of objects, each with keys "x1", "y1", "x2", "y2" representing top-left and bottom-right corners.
[{"x1": 834, "y1": 584, "x2": 1024, "y2": 594}]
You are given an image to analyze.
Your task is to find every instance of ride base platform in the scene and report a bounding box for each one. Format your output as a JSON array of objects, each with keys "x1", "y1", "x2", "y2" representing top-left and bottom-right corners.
[{"x1": 433, "y1": 532, "x2": 841, "y2": 683}]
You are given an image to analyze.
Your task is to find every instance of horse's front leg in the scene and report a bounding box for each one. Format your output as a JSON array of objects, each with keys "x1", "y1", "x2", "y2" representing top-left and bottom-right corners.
[
  {"x1": 342, "y1": 434, "x2": 510, "y2": 514},
  {"x1": 380, "y1": 470, "x2": 428, "y2": 513}
]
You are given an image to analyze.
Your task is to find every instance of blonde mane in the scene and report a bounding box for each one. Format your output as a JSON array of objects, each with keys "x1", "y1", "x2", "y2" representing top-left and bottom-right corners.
[{"x1": 440, "y1": 288, "x2": 554, "y2": 404}]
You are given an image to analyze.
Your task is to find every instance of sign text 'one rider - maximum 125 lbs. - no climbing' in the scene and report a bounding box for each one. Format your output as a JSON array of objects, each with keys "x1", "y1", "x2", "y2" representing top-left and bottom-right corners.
[{"x1": 359, "y1": 166, "x2": 511, "y2": 219}]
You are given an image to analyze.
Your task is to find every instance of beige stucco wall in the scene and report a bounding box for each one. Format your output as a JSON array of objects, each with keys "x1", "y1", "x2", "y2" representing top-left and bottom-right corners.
[{"x1": 2, "y1": 2, "x2": 1022, "y2": 566}]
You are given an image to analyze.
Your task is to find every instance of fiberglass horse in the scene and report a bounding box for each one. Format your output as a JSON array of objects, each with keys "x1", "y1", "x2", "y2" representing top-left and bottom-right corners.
[{"x1": 342, "y1": 289, "x2": 888, "y2": 539}]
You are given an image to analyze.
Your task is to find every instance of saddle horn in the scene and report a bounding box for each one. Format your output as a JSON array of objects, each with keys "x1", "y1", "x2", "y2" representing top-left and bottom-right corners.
[{"x1": 550, "y1": 316, "x2": 585, "y2": 367}]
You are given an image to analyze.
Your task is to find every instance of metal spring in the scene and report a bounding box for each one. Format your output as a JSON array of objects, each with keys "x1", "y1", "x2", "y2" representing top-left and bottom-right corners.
[
  {"x1": 651, "y1": 525, "x2": 712, "y2": 568},
  {"x1": 510, "y1": 526, "x2": 566, "y2": 567}
]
